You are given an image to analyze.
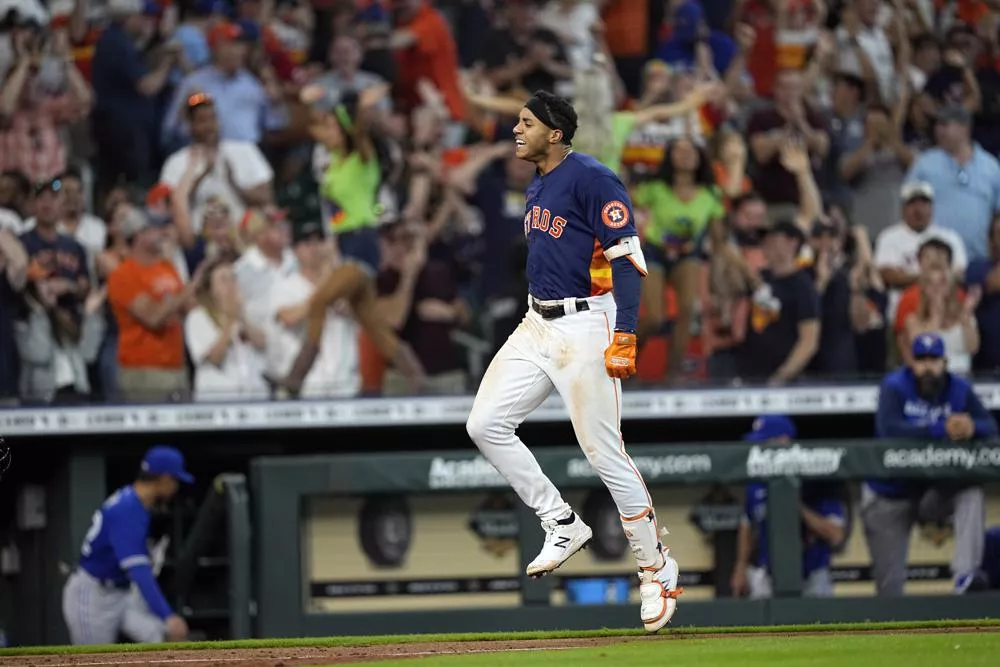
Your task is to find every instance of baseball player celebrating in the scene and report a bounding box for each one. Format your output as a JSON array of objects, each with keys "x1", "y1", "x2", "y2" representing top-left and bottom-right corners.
[
  {"x1": 466, "y1": 91, "x2": 681, "y2": 632},
  {"x1": 62, "y1": 446, "x2": 192, "y2": 644}
]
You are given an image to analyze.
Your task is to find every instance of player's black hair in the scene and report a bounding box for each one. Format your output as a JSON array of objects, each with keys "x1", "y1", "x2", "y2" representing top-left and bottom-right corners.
[
  {"x1": 656, "y1": 137, "x2": 715, "y2": 189},
  {"x1": 526, "y1": 90, "x2": 578, "y2": 145}
]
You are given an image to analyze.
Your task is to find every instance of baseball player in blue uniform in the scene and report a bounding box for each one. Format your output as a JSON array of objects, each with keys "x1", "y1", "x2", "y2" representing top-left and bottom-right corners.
[
  {"x1": 865, "y1": 333, "x2": 998, "y2": 595},
  {"x1": 466, "y1": 91, "x2": 681, "y2": 632},
  {"x1": 62, "y1": 446, "x2": 192, "y2": 644},
  {"x1": 730, "y1": 415, "x2": 848, "y2": 598}
]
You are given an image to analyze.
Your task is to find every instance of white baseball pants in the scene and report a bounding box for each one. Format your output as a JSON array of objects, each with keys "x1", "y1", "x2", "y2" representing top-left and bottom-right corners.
[
  {"x1": 467, "y1": 293, "x2": 653, "y2": 522},
  {"x1": 62, "y1": 569, "x2": 165, "y2": 645}
]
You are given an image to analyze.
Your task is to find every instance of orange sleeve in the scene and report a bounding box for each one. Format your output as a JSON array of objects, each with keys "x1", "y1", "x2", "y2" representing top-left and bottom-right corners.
[
  {"x1": 894, "y1": 288, "x2": 917, "y2": 334},
  {"x1": 107, "y1": 262, "x2": 141, "y2": 311},
  {"x1": 410, "y1": 14, "x2": 446, "y2": 54}
]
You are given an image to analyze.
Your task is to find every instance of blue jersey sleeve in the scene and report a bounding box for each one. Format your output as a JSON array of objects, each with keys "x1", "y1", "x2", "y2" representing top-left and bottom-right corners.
[
  {"x1": 610, "y1": 259, "x2": 641, "y2": 333},
  {"x1": 105, "y1": 506, "x2": 173, "y2": 619},
  {"x1": 816, "y1": 498, "x2": 846, "y2": 523},
  {"x1": 129, "y1": 564, "x2": 174, "y2": 620},
  {"x1": 581, "y1": 173, "x2": 638, "y2": 250},
  {"x1": 104, "y1": 504, "x2": 150, "y2": 571},
  {"x1": 965, "y1": 384, "x2": 999, "y2": 437}
]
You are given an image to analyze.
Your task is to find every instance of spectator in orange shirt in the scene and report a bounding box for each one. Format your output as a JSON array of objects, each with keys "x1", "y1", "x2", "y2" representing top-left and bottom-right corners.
[
  {"x1": 107, "y1": 208, "x2": 203, "y2": 403},
  {"x1": 893, "y1": 238, "x2": 967, "y2": 336},
  {"x1": 390, "y1": 0, "x2": 464, "y2": 122}
]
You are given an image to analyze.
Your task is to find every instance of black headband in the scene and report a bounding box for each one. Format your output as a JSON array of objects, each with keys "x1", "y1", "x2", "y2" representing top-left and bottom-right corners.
[{"x1": 524, "y1": 96, "x2": 575, "y2": 143}]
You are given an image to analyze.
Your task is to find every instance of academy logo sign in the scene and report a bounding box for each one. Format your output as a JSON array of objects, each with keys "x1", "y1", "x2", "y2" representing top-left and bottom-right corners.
[
  {"x1": 428, "y1": 457, "x2": 506, "y2": 490},
  {"x1": 567, "y1": 454, "x2": 712, "y2": 480},
  {"x1": 745, "y1": 444, "x2": 846, "y2": 477},
  {"x1": 883, "y1": 445, "x2": 1000, "y2": 470}
]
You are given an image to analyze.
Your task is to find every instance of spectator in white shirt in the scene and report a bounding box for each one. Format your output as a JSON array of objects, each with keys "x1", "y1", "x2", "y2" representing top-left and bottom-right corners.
[
  {"x1": 837, "y1": 0, "x2": 897, "y2": 104},
  {"x1": 158, "y1": 93, "x2": 274, "y2": 233},
  {"x1": 536, "y1": 0, "x2": 598, "y2": 75},
  {"x1": 265, "y1": 221, "x2": 360, "y2": 399},
  {"x1": 232, "y1": 206, "x2": 296, "y2": 325},
  {"x1": 184, "y1": 258, "x2": 268, "y2": 402},
  {"x1": 874, "y1": 181, "x2": 967, "y2": 323}
]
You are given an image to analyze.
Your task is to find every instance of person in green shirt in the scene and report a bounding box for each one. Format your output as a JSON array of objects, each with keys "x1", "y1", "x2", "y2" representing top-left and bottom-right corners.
[
  {"x1": 461, "y1": 59, "x2": 711, "y2": 177},
  {"x1": 633, "y1": 136, "x2": 725, "y2": 383},
  {"x1": 267, "y1": 84, "x2": 425, "y2": 396}
]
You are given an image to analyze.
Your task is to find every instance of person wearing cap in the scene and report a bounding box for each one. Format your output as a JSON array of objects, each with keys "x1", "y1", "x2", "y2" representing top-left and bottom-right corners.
[
  {"x1": 263, "y1": 220, "x2": 361, "y2": 398},
  {"x1": 865, "y1": 332, "x2": 998, "y2": 595},
  {"x1": 735, "y1": 219, "x2": 820, "y2": 385},
  {"x1": 18, "y1": 178, "x2": 90, "y2": 315},
  {"x1": 62, "y1": 446, "x2": 192, "y2": 644},
  {"x1": 731, "y1": 415, "x2": 848, "y2": 599},
  {"x1": 874, "y1": 180, "x2": 968, "y2": 327},
  {"x1": 91, "y1": 0, "x2": 179, "y2": 198},
  {"x1": 906, "y1": 103, "x2": 1000, "y2": 261},
  {"x1": 106, "y1": 208, "x2": 202, "y2": 403},
  {"x1": 162, "y1": 19, "x2": 288, "y2": 146},
  {"x1": 159, "y1": 92, "x2": 274, "y2": 230}
]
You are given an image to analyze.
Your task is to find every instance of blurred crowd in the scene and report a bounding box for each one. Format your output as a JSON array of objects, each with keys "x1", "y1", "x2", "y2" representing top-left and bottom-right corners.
[{"x1": 0, "y1": 0, "x2": 1000, "y2": 405}]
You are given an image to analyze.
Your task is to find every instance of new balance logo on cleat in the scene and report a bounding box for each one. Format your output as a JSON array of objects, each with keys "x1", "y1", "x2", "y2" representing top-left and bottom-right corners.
[{"x1": 525, "y1": 513, "x2": 594, "y2": 578}]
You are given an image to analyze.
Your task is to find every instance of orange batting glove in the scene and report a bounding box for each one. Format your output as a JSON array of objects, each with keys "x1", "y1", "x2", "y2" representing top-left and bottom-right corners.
[{"x1": 605, "y1": 331, "x2": 637, "y2": 379}]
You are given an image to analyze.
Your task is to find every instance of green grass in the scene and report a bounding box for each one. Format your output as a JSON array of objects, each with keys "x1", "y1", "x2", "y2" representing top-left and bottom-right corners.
[
  {"x1": 333, "y1": 633, "x2": 1000, "y2": 667},
  {"x1": 1, "y1": 619, "x2": 998, "y2": 657}
]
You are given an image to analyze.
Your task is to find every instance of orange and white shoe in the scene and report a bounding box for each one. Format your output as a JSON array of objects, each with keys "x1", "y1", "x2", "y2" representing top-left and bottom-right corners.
[{"x1": 639, "y1": 547, "x2": 683, "y2": 632}]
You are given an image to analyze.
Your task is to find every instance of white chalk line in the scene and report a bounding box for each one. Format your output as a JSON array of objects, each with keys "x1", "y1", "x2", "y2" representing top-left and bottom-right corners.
[{"x1": 18, "y1": 644, "x2": 584, "y2": 666}]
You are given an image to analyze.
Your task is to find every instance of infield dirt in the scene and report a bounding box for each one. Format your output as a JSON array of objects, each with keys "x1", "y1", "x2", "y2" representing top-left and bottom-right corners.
[{"x1": 2, "y1": 626, "x2": 998, "y2": 667}]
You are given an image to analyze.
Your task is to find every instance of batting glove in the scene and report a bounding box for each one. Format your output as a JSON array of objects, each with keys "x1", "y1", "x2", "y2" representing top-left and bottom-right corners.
[{"x1": 604, "y1": 331, "x2": 637, "y2": 379}]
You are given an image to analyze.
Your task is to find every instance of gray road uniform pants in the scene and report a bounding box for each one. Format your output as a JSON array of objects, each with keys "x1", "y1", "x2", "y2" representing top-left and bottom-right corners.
[
  {"x1": 62, "y1": 569, "x2": 165, "y2": 644},
  {"x1": 861, "y1": 483, "x2": 985, "y2": 596},
  {"x1": 747, "y1": 566, "x2": 835, "y2": 598}
]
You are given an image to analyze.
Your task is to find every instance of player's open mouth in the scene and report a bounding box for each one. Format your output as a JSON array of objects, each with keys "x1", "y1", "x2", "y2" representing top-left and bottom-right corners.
[{"x1": 515, "y1": 139, "x2": 526, "y2": 148}]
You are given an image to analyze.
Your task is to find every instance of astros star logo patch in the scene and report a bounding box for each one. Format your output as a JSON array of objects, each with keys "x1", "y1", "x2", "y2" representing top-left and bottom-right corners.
[{"x1": 602, "y1": 201, "x2": 629, "y2": 229}]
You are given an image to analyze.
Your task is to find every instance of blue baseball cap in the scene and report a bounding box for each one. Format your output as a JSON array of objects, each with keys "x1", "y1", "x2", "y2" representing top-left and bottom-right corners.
[
  {"x1": 912, "y1": 332, "x2": 945, "y2": 359},
  {"x1": 744, "y1": 415, "x2": 797, "y2": 442},
  {"x1": 140, "y1": 446, "x2": 194, "y2": 484}
]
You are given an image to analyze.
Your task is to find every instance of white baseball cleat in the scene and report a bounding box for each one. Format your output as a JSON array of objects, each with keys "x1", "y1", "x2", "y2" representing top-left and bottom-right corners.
[
  {"x1": 639, "y1": 547, "x2": 683, "y2": 633},
  {"x1": 526, "y1": 512, "x2": 593, "y2": 578}
]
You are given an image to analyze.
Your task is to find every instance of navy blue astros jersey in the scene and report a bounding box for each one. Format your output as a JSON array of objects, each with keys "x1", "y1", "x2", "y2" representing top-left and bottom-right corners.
[{"x1": 523, "y1": 152, "x2": 638, "y2": 300}]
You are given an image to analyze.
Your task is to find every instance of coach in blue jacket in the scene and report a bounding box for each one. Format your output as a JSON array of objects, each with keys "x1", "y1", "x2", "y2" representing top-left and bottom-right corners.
[{"x1": 865, "y1": 332, "x2": 998, "y2": 596}]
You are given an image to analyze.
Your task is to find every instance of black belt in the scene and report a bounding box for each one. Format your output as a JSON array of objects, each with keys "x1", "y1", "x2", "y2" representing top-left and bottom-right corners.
[
  {"x1": 79, "y1": 568, "x2": 130, "y2": 590},
  {"x1": 530, "y1": 298, "x2": 590, "y2": 320}
]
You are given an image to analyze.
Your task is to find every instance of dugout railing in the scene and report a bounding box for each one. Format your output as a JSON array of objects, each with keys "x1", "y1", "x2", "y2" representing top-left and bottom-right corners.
[{"x1": 249, "y1": 439, "x2": 1000, "y2": 638}]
